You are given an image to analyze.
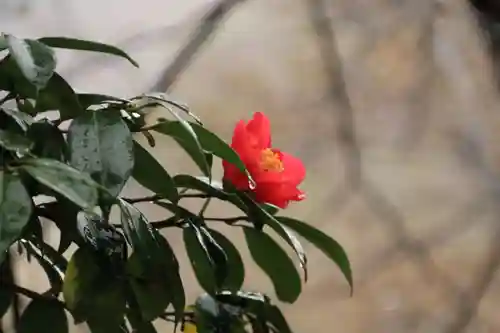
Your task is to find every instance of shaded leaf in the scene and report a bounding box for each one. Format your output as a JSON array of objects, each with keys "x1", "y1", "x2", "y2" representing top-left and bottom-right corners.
[
  {"x1": 0, "y1": 129, "x2": 32, "y2": 154},
  {"x1": 36, "y1": 72, "x2": 84, "y2": 120},
  {"x1": 27, "y1": 121, "x2": 68, "y2": 161},
  {"x1": 6, "y1": 35, "x2": 56, "y2": 90},
  {"x1": 77, "y1": 93, "x2": 128, "y2": 110},
  {"x1": 1, "y1": 108, "x2": 35, "y2": 131},
  {"x1": 38, "y1": 37, "x2": 138, "y2": 67},
  {"x1": 132, "y1": 140, "x2": 178, "y2": 202},
  {"x1": 207, "y1": 228, "x2": 244, "y2": 291},
  {"x1": 20, "y1": 158, "x2": 99, "y2": 209},
  {"x1": 242, "y1": 227, "x2": 302, "y2": 303},
  {"x1": 18, "y1": 299, "x2": 68, "y2": 333},
  {"x1": 277, "y1": 217, "x2": 353, "y2": 294},
  {"x1": 0, "y1": 289, "x2": 12, "y2": 318},
  {"x1": 152, "y1": 120, "x2": 210, "y2": 176},
  {"x1": 68, "y1": 110, "x2": 133, "y2": 198},
  {"x1": 0, "y1": 172, "x2": 32, "y2": 263},
  {"x1": 127, "y1": 253, "x2": 171, "y2": 321}
]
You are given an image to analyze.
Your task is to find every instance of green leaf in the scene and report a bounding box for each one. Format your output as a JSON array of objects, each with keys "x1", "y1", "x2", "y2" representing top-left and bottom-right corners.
[
  {"x1": 36, "y1": 72, "x2": 84, "y2": 120},
  {"x1": 27, "y1": 121, "x2": 68, "y2": 161},
  {"x1": 0, "y1": 129, "x2": 32, "y2": 154},
  {"x1": 237, "y1": 194, "x2": 307, "y2": 279},
  {"x1": 20, "y1": 158, "x2": 99, "y2": 209},
  {"x1": 199, "y1": 226, "x2": 229, "y2": 290},
  {"x1": 277, "y1": 217, "x2": 353, "y2": 294},
  {"x1": 63, "y1": 247, "x2": 100, "y2": 312},
  {"x1": 242, "y1": 226, "x2": 302, "y2": 303},
  {"x1": 174, "y1": 175, "x2": 230, "y2": 201},
  {"x1": 183, "y1": 223, "x2": 217, "y2": 294},
  {"x1": 127, "y1": 253, "x2": 171, "y2": 321},
  {"x1": 0, "y1": 172, "x2": 32, "y2": 263},
  {"x1": 190, "y1": 122, "x2": 248, "y2": 176},
  {"x1": 68, "y1": 110, "x2": 134, "y2": 198},
  {"x1": 18, "y1": 299, "x2": 68, "y2": 333},
  {"x1": 132, "y1": 140, "x2": 178, "y2": 202},
  {"x1": 6, "y1": 35, "x2": 56, "y2": 90},
  {"x1": 152, "y1": 120, "x2": 210, "y2": 176},
  {"x1": 207, "y1": 228, "x2": 244, "y2": 291},
  {"x1": 38, "y1": 37, "x2": 138, "y2": 67}
]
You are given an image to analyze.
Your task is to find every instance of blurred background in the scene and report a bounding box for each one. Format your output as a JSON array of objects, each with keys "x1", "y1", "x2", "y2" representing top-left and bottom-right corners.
[{"x1": 4, "y1": 0, "x2": 500, "y2": 332}]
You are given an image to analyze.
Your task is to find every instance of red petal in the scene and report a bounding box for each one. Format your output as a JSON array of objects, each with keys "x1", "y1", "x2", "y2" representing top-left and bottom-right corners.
[
  {"x1": 280, "y1": 152, "x2": 306, "y2": 185},
  {"x1": 246, "y1": 112, "x2": 271, "y2": 149},
  {"x1": 254, "y1": 182, "x2": 305, "y2": 208}
]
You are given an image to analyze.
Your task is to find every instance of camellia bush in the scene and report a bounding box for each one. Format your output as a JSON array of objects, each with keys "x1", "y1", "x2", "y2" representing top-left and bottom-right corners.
[{"x1": 0, "y1": 32, "x2": 352, "y2": 333}]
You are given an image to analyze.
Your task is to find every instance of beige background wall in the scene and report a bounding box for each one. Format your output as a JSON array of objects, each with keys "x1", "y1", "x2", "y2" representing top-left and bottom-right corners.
[{"x1": 4, "y1": 0, "x2": 500, "y2": 332}]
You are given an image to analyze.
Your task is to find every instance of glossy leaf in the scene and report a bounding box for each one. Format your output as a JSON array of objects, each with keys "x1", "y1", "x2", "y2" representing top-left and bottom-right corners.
[
  {"x1": 38, "y1": 37, "x2": 138, "y2": 67},
  {"x1": 174, "y1": 175, "x2": 230, "y2": 201},
  {"x1": 20, "y1": 158, "x2": 99, "y2": 209},
  {"x1": 0, "y1": 129, "x2": 32, "y2": 154},
  {"x1": 0, "y1": 172, "x2": 32, "y2": 263},
  {"x1": 37, "y1": 72, "x2": 84, "y2": 120},
  {"x1": 2, "y1": 107, "x2": 35, "y2": 132},
  {"x1": 207, "y1": 228, "x2": 245, "y2": 291},
  {"x1": 277, "y1": 217, "x2": 353, "y2": 293},
  {"x1": 68, "y1": 110, "x2": 134, "y2": 198},
  {"x1": 6, "y1": 35, "x2": 56, "y2": 90},
  {"x1": 243, "y1": 227, "x2": 302, "y2": 303},
  {"x1": 183, "y1": 223, "x2": 217, "y2": 294},
  {"x1": 18, "y1": 299, "x2": 68, "y2": 333},
  {"x1": 132, "y1": 140, "x2": 178, "y2": 202},
  {"x1": 152, "y1": 120, "x2": 210, "y2": 176}
]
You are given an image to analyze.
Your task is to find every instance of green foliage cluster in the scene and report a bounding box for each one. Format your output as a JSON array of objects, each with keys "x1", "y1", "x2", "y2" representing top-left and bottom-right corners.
[{"x1": 0, "y1": 33, "x2": 352, "y2": 333}]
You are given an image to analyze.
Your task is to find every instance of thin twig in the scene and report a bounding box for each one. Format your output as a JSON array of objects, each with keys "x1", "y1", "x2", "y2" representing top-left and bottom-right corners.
[{"x1": 149, "y1": 0, "x2": 246, "y2": 92}]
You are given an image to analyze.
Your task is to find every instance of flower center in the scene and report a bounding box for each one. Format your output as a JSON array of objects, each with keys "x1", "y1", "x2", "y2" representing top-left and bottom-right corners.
[{"x1": 260, "y1": 148, "x2": 284, "y2": 172}]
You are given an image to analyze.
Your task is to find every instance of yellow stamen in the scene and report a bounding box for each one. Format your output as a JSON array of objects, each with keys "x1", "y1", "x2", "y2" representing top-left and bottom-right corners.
[{"x1": 260, "y1": 148, "x2": 284, "y2": 172}]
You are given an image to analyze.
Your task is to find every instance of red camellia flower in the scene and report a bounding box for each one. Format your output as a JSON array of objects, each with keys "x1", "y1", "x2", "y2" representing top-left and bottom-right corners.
[{"x1": 222, "y1": 112, "x2": 306, "y2": 209}]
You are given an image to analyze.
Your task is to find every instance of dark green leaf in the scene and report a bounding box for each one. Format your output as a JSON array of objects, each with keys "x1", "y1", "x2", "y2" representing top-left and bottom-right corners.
[
  {"x1": 152, "y1": 120, "x2": 210, "y2": 176},
  {"x1": 20, "y1": 158, "x2": 99, "y2": 209},
  {"x1": 0, "y1": 289, "x2": 12, "y2": 317},
  {"x1": 68, "y1": 110, "x2": 133, "y2": 198},
  {"x1": 77, "y1": 93, "x2": 128, "y2": 110},
  {"x1": 132, "y1": 140, "x2": 178, "y2": 202},
  {"x1": 174, "y1": 175, "x2": 230, "y2": 201},
  {"x1": 190, "y1": 122, "x2": 248, "y2": 176},
  {"x1": 27, "y1": 121, "x2": 68, "y2": 161},
  {"x1": 119, "y1": 200, "x2": 185, "y2": 323},
  {"x1": 0, "y1": 172, "x2": 32, "y2": 263},
  {"x1": 183, "y1": 223, "x2": 216, "y2": 294},
  {"x1": 236, "y1": 193, "x2": 307, "y2": 280},
  {"x1": 207, "y1": 228, "x2": 244, "y2": 291},
  {"x1": 6, "y1": 35, "x2": 56, "y2": 90},
  {"x1": 0, "y1": 35, "x2": 6, "y2": 51},
  {"x1": 242, "y1": 227, "x2": 302, "y2": 303},
  {"x1": 36, "y1": 72, "x2": 84, "y2": 120},
  {"x1": 199, "y1": 226, "x2": 229, "y2": 290},
  {"x1": 277, "y1": 217, "x2": 353, "y2": 293},
  {"x1": 0, "y1": 129, "x2": 32, "y2": 154},
  {"x1": 18, "y1": 299, "x2": 68, "y2": 333},
  {"x1": 38, "y1": 37, "x2": 138, "y2": 67}
]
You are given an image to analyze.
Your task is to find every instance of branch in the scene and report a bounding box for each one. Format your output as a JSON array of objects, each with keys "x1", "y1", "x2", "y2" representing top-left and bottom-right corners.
[{"x1": 149, "y1": 0, "x2": 246, "y2": 92}]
